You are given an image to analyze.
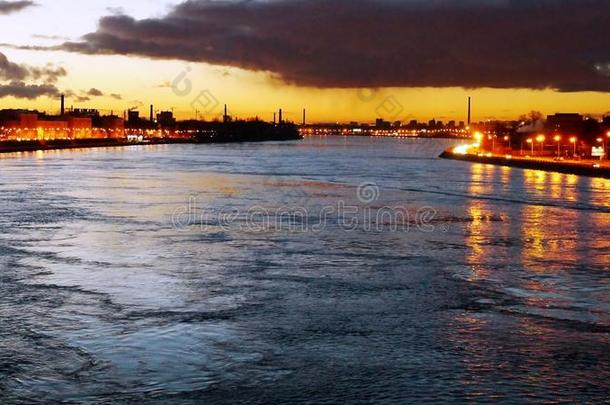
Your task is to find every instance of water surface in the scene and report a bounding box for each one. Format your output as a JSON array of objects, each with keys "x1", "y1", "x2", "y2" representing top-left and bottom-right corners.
[{"x1": 1, "y1": 137, "x2": 609, "y2": 403}]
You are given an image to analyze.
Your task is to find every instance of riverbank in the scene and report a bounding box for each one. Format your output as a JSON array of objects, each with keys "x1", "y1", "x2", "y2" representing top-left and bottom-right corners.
[
  {"x1": 0, "y1": 138, "x2": 195, "y2": 154},
  {"x1": 0, "y1": 120, "x2": 302, "y2": 154},
  {"x1": 0, "y1": 134, "x2": 301, "y2": 154},
  {"x1": 440, "y1": 150, "x2": 610, "y2": 179},
  {"x1": 302, "y1": 133, "x2": 469, "y2": 140}
]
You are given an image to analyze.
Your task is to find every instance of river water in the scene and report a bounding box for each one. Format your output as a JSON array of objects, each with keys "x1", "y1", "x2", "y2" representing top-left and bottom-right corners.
[{"x1": 1, "y1": 137, "x2": 609, "y2": 403}]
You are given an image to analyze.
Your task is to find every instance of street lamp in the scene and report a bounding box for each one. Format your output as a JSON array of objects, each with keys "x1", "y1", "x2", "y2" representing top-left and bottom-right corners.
[
  {"x1": 536, "y1": 134, "x2": 545, "y2": 154},
  {"x1": 527, "y1": 138, "x2": 534, "y2": 155},
  {"x1": 489, "y1": 135, "x2": 497, "y2": 152},
  {"x1": 473, "y1": 131, "x2": 483, "y2": 148},
  {"x1": 554, "y1": 135, "x2": 561, "y2": 158},
  {"x1": 570, "y1": 136, "x2": 577, "y2": 158},
  {"x1": 596, "y1": 138, "x2": 605, "y2": 161}
]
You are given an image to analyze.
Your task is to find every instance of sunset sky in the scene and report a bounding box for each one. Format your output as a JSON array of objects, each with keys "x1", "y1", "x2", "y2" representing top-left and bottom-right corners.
[{"x1": 1, "y1": 0, "x2": 609, "y2": 123}]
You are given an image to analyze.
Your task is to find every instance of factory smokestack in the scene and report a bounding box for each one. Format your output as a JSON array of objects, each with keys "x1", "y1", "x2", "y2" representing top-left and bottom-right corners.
[
  {"x1": 224, "y1": 104, "x2": 228, "y2": 123},
  {"x1": 60, "y1": 94, "x2": 65, "y2": 116},
  {"x1": 302, "y1": 108, "x2": 306, "y2": 126},
  {"x1": 467, "y1": 97, "x2": 471, "y2": 127},
  {"x1": 279, "y1": 109, "x2": 283, "y2": 124},
  {"x1": 150, "y1": 105, "x2": 154, "y2": 122},
  {"x1": 273, "y1": 112, "x2": 276, "y2": 124}
]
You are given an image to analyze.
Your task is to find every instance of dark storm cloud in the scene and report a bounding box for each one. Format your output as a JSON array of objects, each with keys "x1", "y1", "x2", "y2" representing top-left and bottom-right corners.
[
  {"x1": 87, "y1": 87, "x2": 104, "y2": 96},
  {"x1": 29, "y1": 65, "x2": 67, "y2": 84},
  {"x1": 56, "y1": 0, "x2": 610, "y2": 91},
  {"x1": 0, "y1": 52, "x2": 67, "y2": 99},
  {"x1": 0, "y1": 1, "x2": 35, "y2": 15},
  {"x1": 64, "y1": 90, "x2": 90, "y2": 102},
  {"x1": 0, "y1": 52, "x2": 66, "y2": 83},
  {"x1": 0, "y1": 81, "x2": 59, "y2": 99},
  {"x1": 0, "y1": 52, "x2": 29, "y2": 80},
  {"x1": 65, "y1": 88, "x2": 122, "y2": 101}
]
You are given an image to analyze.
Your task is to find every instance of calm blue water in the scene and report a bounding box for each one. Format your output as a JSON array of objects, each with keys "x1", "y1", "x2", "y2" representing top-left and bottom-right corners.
[{"x1": 1, "y1": 137, "x2": 609, "y2": 403}]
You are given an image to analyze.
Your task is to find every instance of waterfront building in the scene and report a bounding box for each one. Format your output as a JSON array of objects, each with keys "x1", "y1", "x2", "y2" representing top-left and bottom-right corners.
[
  {"x1": 0, "y1": 110, "x2": 125, "y2": 141},
  {"x1": 546, "y1": 113, "x2": 584, "y2": 135},
  {"x1": 157, "y1": 111, "x2": 176, "y2": 128}
]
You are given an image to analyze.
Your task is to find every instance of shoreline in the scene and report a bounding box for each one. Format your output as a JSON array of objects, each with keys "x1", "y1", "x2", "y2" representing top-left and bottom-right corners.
[
  {"x1": 0, "y1": 136, "x2": 300, "y2": 155},
  {"x1": 0, "y1": 138, "x2": 192, "y2": 154},
  {"x1": 440, "y1": 150, "x2": 610, "y2": 179},
  {"x1": 303, "y1": 133, "x2": 469, "y2": 140}
]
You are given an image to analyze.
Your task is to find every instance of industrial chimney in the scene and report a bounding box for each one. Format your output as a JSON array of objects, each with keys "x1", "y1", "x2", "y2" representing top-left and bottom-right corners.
[
  {"x1": 60, "y1": 94, "x2": 65, "y2": 116},
  {"x1": 224, "y1": 104, "x2": 228, "y2": 123},
  {"x1": 150, "y1": 105, "x2": 154, "y2": 122},
  {"x1": 302, "y1": 108, "x2": 306, "y2": 126},
  {"x1": 279, "y1": 109, "x2": 283, "y2": 124},
  {"x1": 467, "y1": 97, "x2": 471, "y2": 127}
]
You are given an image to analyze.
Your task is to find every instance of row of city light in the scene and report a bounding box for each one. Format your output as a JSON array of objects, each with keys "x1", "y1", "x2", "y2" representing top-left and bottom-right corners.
[
  {"x1": 300, "y1": 128, "x2": 471, "y2": 137},
  {"x1": 0, "y1": 128, "x2": 125, "y2": 132},
  {"x1": 454, "y1": 131, "x2": 610, "y2": 161},
  {"x1": 474, "y1": 131, "x2": 610, "y2": 144},
  {"x1": 0, "y1": 127, "x2": 197, "y2": 133},
  {"x1": 0, "y1": 126, "x2": 208, "y2": 142}
]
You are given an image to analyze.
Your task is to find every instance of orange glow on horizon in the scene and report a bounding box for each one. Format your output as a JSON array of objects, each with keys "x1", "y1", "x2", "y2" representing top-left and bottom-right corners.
[{"x1": 1, "y1": 49, "x2": 610, "y2": 124}]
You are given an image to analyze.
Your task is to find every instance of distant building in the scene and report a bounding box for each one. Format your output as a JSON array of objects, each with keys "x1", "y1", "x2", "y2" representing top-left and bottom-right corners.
[
  {"x1": 66, "y1": 117, "x2": 92, "y2": 139},
  {"x1": 0, "y1": 111, "x2": 66, "y2": 140},
  {"x1": 125, "y1": 109, "x2": 157, "y2": 130},
  {"x1": 0, "y1": 109, "x2": 125, "y2": 140},
  {"x1": 100, "y1": 115, "x2": 125, "y2": 138},
  {"x1": 375, "y1": 118, "x2": 391, "y2": 129},
  {"x1": 157, "y1": 111, "x2": 176, "y2": 128},
  {"x1": 128, "y1": 110, "x2": 140, "y2": 123},
  {"x1": 546, "y1": 113, "x2": 584, "y2": 135},
  {"x1": 71, "y1": 108, "x2": 100, "y2": 118}
]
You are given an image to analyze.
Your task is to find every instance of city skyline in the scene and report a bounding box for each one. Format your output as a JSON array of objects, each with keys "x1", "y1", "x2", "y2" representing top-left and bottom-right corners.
[{"x1": 1, "y1": 0, "x2": 610, "y2": 123}]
